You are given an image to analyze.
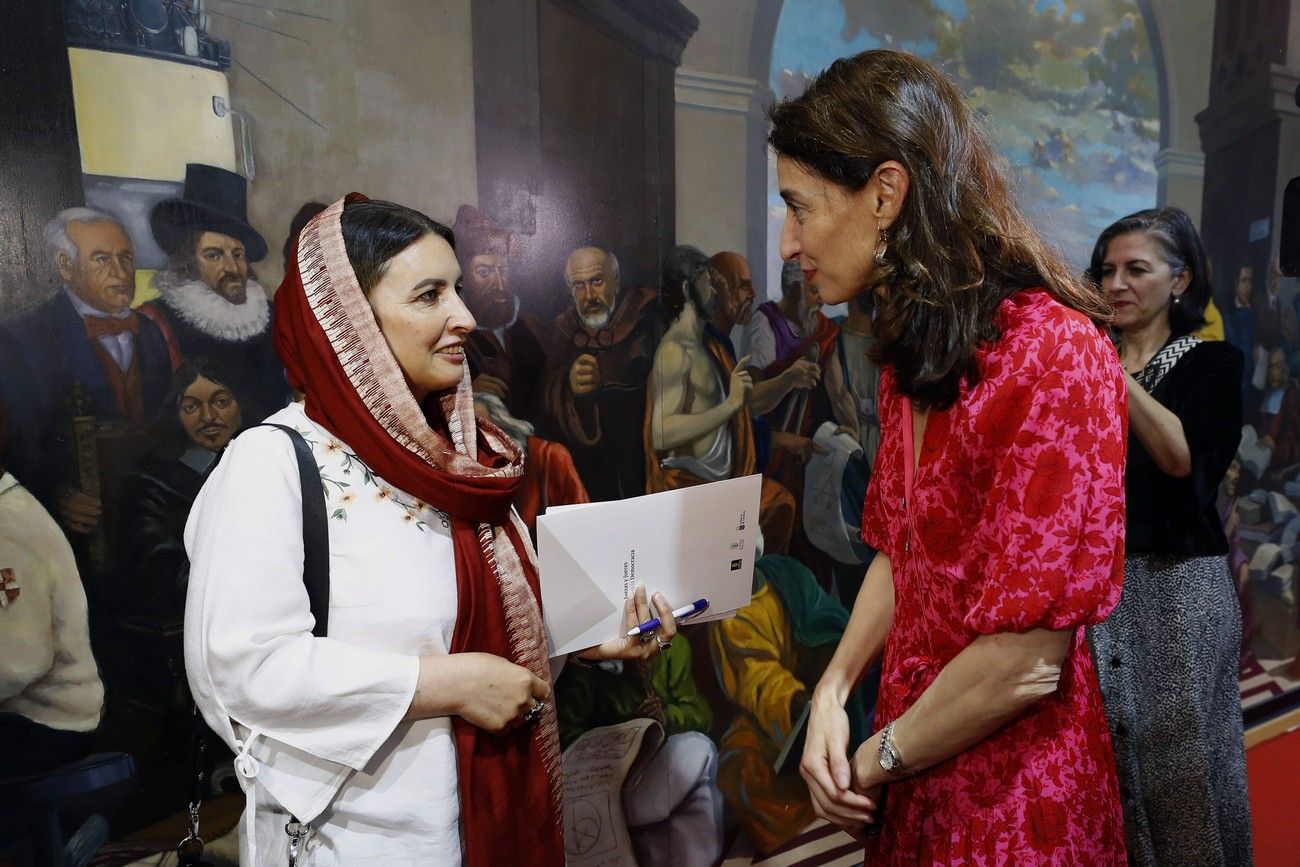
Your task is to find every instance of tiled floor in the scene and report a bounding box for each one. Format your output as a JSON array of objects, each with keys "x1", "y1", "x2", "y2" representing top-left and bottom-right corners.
[{"x1": 722, "y1": 820, "x2": 863, "y2": 867}]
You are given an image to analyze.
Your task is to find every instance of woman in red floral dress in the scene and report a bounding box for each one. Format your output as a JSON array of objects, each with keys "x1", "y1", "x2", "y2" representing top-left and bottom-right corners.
[{"x1": 768, "y1": 50, "x2": 1129, "y2": 864}]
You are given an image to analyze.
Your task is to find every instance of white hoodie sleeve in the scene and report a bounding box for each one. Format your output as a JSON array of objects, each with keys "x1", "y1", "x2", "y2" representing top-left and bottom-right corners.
[{"x1": 183, "y1": 425, "x2": 418, "y2": 823}]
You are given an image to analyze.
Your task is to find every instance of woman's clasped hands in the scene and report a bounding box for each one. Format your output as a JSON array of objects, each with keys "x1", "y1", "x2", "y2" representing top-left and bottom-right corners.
[{"x1": 800, "y1": 687, "x2": 883, "y2": 834}]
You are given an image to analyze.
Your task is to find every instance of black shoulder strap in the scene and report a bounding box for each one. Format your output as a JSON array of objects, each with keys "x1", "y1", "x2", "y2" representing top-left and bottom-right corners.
[
  {"x1": 250, "y1": 423, "x2": 330, "y2": 638},
  {"x1": 182, "y1": 421, "x2": 331, "y2": 860}
]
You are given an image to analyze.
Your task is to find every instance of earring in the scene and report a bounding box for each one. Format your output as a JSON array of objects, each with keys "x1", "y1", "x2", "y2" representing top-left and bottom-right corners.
[
  {"x1": 874, "y1": 228, "x2": 889, "y2": 266},
  {"x1": 1172, "y1": 295, "x2": 1182, "y2": 305}
]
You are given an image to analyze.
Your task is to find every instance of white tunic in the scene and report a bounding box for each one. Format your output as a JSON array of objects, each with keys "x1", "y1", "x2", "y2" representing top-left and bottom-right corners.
[
  {"x1": 184, "y1": 403, "x2": 462, "y2": 865},
  {"x1": 0, "y1": 473, "x2": 103, "y2": 732}
]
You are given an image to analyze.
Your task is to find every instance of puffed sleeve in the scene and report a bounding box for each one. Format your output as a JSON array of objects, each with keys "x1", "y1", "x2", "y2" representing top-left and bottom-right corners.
[
  {"x1": 183, "y1": 425, "x2": 419, "y2": 813},
  {"x1": 965, "y1": 332, "x2": 1128, "y2": 634}
]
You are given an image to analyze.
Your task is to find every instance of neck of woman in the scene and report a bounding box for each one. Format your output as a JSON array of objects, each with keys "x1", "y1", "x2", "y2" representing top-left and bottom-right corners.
[
  {"x1": 1118, "y1": 317, "x2": 1173, "y2": 373},
  {"x1": 843, "y1": 306, "x2": 873, "y2": 337}
]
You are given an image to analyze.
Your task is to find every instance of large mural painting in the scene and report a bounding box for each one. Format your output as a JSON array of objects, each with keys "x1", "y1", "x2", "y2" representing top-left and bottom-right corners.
[
  {"x1": 767, "y1": 0, "x2": 1160, "y2": 283},
  {"x1": 2, "y1": 2, "x2": 1297, "y2": 866},
  {"x1": 765, "y1": 0, "x2": 1300, "y2": 774}
]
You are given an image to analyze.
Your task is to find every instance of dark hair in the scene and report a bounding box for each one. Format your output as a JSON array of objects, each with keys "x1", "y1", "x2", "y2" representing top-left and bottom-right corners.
[
  {"x1": 768, "y1": 49, "x2": 1109, "y2": 410},
  {"x1": 158, "y1": 358, "x2": 244, "y2": 445},
  {"x1": 167, "y1": 229, "x2": 205, "y2": 280},
  {"x1": 661, "y1": 245, "x2": 710, "y2": 321},
  {"x1": 340, "y1": 199, "x2": 455, "y2": 295},
  {"x1": 853, "y1": 289, "x2": 875, "y2": 316},
  {"x1": 167, "y1": 229, "x2": 260, "y2": 285},
  {"x1": 284, "y1": 201, "x2": 328, "y2": 268},
  {"x1": 1087, "y1": 207, "x2": 1210, "y2": 337}
]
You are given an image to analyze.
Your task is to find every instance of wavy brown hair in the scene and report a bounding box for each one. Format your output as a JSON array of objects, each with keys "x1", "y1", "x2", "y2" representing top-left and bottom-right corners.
[{"x1": 768, "y1": 49, "x2": 1110, "y2": 409}]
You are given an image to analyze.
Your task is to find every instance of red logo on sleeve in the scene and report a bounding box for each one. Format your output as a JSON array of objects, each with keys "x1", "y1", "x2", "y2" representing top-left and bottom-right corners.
[{"x1": 0, "y1": 568, "x2": 20, "y2": 607}]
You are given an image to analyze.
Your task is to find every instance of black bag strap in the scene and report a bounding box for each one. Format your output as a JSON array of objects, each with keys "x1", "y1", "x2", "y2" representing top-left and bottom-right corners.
[
  {"x1": 179, "y1": 422, "x2": 330, "y2": 864},
  {"x1": 252, "y1": 423, "x2": 330, "y2": 637}
]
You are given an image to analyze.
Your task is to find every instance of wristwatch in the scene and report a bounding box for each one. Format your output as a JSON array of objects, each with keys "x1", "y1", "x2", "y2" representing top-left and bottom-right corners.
[{"x1": 877, "y1": 721, "x2": 909, "y2": 777}]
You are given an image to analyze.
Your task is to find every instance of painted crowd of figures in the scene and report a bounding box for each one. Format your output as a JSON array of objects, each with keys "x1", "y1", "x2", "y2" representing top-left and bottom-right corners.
[
  {"x1": 6, "y1": 163, "x2": 1294, "y2": 860},
  {"x1": 0, "y1": 162, "x2": 884, "y2": 855}
]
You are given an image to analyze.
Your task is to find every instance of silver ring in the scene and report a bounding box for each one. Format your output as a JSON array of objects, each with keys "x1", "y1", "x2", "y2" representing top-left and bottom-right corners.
[
  {"x1": 522, "y1": 700, "x2": 544, "y2": 724},
  {"x1": 638, "y1": 630, "x2": 657, "y2": 644},
  {"x1": 655, "y1": 636, "x2": 672, "y2": 651}
]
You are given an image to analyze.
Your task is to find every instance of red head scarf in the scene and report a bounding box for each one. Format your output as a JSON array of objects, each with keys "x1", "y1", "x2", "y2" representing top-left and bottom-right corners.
[{"x1": 273, "y1": 194, "x2": 563, "y2": 866}]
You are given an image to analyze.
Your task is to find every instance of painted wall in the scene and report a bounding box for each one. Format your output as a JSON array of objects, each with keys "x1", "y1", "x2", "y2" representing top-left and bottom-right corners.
[
  {"x1": 764, "y1": 0, "x2": 1161, "y2": 294},
  {"x1": 206, "y1": 0, "x2": 479, "y2": 293},
  {"x1": 674, "y1": 70, "x2": 755, "y2": 257},
  {"x1": 674, "y1": 0, "x2": 1218, "y2": 303},
  {"x1": 1146, "y1": 0, "x2": 1215, "y2": 226},
  {"x1": 5, "y1": 2, "x2": 1296, "y2": 864}
]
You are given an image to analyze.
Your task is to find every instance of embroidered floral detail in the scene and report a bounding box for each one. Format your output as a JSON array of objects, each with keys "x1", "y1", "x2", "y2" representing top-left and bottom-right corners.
[{"x1": 292, "y1": 424, "x2": 450, "y2": 530}]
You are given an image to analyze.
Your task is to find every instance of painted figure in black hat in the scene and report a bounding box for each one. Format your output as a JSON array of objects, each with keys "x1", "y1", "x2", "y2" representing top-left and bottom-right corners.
[{"x1": 138, "y1": 164, "x2": 289, "y2": 424}]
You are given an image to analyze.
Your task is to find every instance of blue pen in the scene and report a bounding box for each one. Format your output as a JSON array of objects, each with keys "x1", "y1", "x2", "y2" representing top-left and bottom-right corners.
[{"x1": 626, "y1": 598, "x2": 709, "y2": 636}]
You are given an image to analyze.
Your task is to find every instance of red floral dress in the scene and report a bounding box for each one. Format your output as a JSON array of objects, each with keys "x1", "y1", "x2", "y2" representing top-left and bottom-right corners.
[{"x1": 861, "y1": 290, "x2": 1129, "y2": 865}]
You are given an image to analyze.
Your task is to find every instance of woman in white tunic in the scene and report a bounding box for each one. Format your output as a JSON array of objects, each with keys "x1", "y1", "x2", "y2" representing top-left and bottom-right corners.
[{"x1": 184, "y1": 195, "x2": 678, "y2": 866}]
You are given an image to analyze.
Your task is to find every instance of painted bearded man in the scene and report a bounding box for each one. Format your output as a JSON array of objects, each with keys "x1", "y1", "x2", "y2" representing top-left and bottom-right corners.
[
  {"x1": 452, "y1": 204, "x2": 551, "y2": 423},
  {"x1": 139, "y1": 164, "x2": 289, "y2": 423},
  {"x1": 543, "y1": 246, "x2": 662, "y2": 501}
]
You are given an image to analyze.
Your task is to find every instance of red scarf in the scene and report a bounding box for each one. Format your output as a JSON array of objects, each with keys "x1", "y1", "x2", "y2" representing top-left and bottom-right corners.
[{"x1": 273, "y1": 194, "x2": 563, "y2": 866}]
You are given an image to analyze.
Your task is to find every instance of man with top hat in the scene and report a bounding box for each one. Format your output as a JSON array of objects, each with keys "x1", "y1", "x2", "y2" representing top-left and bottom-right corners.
[
  {"x1": 0, "y1": 207, "x2": 171, "y2": 535},
  {"x1": 138, "y1": 163, "x2": 289, "y2": 423},
  {"x1": 452, "y1": 204, "x2": 552, "y2": 423}
]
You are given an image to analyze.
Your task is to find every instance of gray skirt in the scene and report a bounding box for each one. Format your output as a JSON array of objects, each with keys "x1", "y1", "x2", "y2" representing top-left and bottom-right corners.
[{"x1": 1088, "y1": 553, "x2": 1253, "y2": 866}]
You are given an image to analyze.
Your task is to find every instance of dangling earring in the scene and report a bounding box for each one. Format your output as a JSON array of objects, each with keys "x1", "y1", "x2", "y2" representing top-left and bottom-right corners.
[
  {"x1": 874, "y1": 228, "x2": 889, "y2": 266},
  {"x1": 1172, "y1": 294, "x2": 1182, "y2": 305}
]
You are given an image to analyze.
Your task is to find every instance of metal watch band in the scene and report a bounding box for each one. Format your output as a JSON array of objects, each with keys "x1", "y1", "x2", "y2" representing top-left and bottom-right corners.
[{"x1": 878, "y1": 720, "x2": 909, "y2": 777}]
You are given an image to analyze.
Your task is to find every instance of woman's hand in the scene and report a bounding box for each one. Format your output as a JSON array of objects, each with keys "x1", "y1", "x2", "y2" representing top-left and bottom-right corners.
[
  {"x1": 408, "y1": 652, "x2": 549, "y2": 735},
  {"x1": 800, "y1": 688, "x2": 877, "y2": 831},
  {"x1": 451, "y1": 653, "x2": 551, "y2": 735},
  {"x1": 573, "y1": 584, "x2": 680, "y2": 663}
]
